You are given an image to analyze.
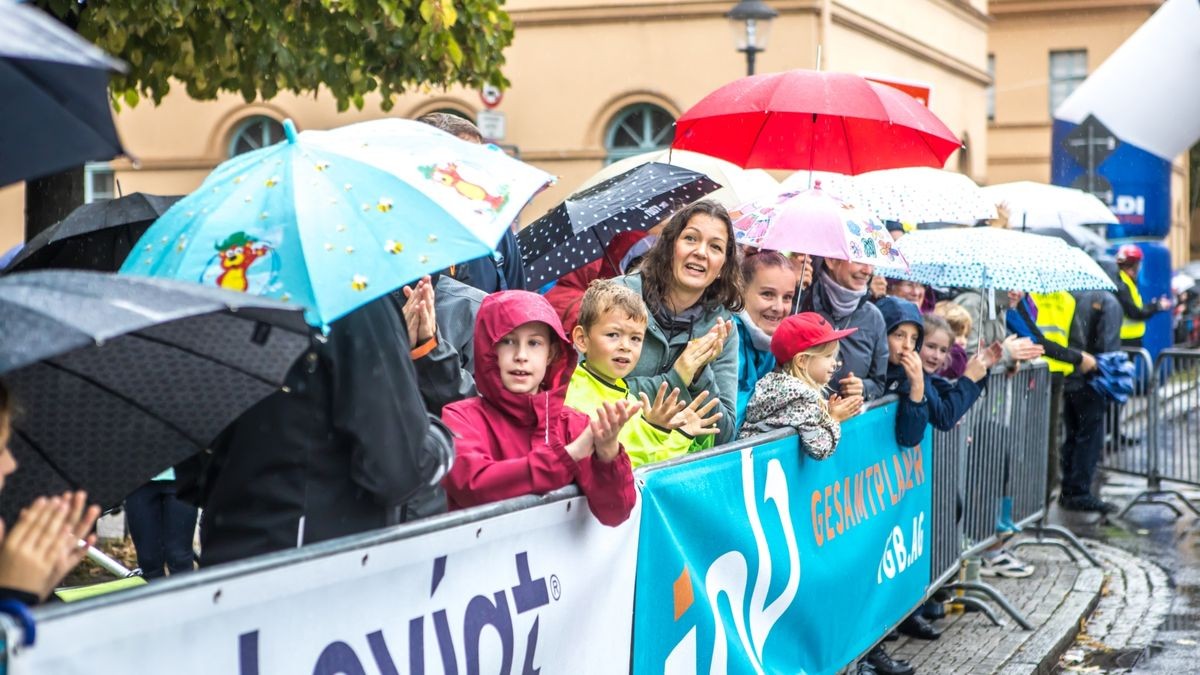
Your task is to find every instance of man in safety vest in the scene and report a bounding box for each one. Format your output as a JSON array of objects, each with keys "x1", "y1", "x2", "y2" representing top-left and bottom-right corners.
[
  {"x1": 1028, "y1": 289, "x2": 1121, "y2": 513},
  {"x1": 1114, "y1": 244, "x2": 1171, "y2": 349}
]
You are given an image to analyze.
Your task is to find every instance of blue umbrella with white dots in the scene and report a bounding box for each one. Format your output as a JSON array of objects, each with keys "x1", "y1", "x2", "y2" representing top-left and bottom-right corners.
[
  {"x1": 517, "y1": 162, "x2": 721, "y2": 288},
  {"x1": 120, "y1": 118, "x2": 555, "y2": 328}
]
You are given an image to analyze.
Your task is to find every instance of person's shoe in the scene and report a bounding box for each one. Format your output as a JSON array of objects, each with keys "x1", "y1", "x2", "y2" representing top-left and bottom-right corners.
[
  {"x1": 898, "y1": 613, "x2": 942, "y2": 640},
  {"x1": 921, "y1": 598, "x2": 946, "y2": 620},
  {"x1": 866, "y1": 645, "x2": 915, "y2": 675},
  {"x1": 883, "y1": 630, "x2": 900, "y2": 642},
  {"x1": 995, "y1": 496, "x2": 1022, "y2": 535},
  {"x1": 856, "y1": 659, "x2": 879, "y2": 675},
  {"x1": 980, "y1": 549, "x2": 1035, "y2": 579},
  {"x1": 1059, "y1": 493, "x2": 1119, "y2": 514}
]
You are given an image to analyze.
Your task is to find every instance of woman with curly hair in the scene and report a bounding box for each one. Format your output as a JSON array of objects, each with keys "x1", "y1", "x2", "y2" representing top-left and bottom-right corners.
[{"x1": 613, "y1": 200, "x2": 743, "y2": 445}]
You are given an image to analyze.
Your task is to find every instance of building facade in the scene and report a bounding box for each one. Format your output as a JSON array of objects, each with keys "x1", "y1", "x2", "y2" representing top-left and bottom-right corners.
[
  {"x1": 8, "y1": 1, "x2": 1193, "y2": 267},
  {"x1": 0, "y1": 0, "x2": 991, "y2": 254}
]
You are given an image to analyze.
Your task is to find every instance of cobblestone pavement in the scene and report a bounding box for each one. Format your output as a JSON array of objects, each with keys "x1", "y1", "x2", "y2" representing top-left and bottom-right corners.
[
  {"x1": 887, "y1": 536, "x2": 1168, "y2": 675},
  {"x1": 1048, "y1": 473, "x2": 1200, "y2": 673}
]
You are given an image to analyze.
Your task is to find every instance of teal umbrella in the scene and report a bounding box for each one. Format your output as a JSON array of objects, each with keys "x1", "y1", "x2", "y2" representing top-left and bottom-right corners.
[{"x1": 120, "y1": 118, "x2": 555, "y2": 327}]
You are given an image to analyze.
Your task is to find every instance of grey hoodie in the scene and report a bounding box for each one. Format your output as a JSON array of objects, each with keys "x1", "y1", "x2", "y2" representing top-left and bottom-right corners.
[{"x1": 800, "y1": 271, "x2": 889, "y2": 400}]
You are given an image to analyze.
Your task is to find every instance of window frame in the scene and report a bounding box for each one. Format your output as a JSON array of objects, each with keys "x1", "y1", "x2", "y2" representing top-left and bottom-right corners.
[
  {"x1": 1049, "y1": 49, "x2": 1087, "y2": 116},
  {"x1": 604, "y1": 103, "x2": 676, "y2": 164},
  {"x1": 228, "y1": 116, "x2": 287, "y2": 158}
]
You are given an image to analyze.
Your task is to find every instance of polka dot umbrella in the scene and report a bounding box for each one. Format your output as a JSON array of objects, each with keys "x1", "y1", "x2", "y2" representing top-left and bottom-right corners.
[
  {"x1": 876, "y1": 227, "x2": 1117, "y2": 292},
  {"x1": 518, "y1": 162, "x2": 721, "y2": 289}
]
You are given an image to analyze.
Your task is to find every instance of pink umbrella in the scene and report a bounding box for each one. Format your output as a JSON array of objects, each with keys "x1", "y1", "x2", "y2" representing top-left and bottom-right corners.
[{"x1": 731, "y1": 183, "x2": 907, "y2": 269}]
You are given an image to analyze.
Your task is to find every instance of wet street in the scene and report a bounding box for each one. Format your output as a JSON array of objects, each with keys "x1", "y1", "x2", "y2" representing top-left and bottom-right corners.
[{"x1": 1050, "y1": 472, "x2": 1200, "y2": 673}]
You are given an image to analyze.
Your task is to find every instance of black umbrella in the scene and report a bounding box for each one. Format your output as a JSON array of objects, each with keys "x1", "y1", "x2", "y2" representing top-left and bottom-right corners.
[
  {"x1": 518, "y1": 162, "x2": 721, "y2": 288},
  {"x1": 0, "y1": 2, "x2": 127, "y2": 186},
  {"x1": 4, "y1": 193, "x2": 182, "y2": 273},
  {"x1": 0, "y1": 271, "x2": 311, "y2": 522}
]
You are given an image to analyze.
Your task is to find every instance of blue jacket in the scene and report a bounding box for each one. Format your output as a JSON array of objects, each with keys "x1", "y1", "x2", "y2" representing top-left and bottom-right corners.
[
  {"x1": 462, "y1": 229, "x2": 525, "y2": 293},
  {"x1": 877, "y1": 297, "x2": 929, "y2": 447},
  {"x1": 928, "y1": 375, "x2": 983, "y2": 431},
  {"x1": 733, "y1": 313, "x2": 776, "y2": 432},
  {"x1": 800, "y1": 270, "x2": 889, "y2": 400}
]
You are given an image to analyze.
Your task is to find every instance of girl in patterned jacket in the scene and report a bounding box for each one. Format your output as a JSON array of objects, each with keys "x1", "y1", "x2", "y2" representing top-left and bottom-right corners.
[{"x1": 738, "y1": 312, "x2": 863, "y2": 458}]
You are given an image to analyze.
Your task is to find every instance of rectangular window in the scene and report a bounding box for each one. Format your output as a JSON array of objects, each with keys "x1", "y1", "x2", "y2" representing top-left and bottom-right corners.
[
  {"x1": 84, "y1": 162, "x2": 115, "y2": 203},
  {"x1": 1049, "y1": 49, "x2": 1087, "y2": 116},
  {"x1": 986, "y1": 53, "x2": 995, "y2": 122}
]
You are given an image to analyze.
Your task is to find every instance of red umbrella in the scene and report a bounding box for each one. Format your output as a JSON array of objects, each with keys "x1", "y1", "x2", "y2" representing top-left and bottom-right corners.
[{"x1": 672, "y1": 70, "x2": 961, "y2": 173}]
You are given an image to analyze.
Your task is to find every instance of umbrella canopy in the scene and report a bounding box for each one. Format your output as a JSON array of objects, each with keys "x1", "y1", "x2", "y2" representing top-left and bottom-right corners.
[
  {"x1": 1022, "y1": 222, "x2": 1109, "y2": 256},
  {"x1": 0, "y1": 270, "x2": 311, "y2": 521},
  {"x1": 877, "y1": 227, "x2": 1116, "y2": 292},
  {"x1": 577, "y1": 149, "x2": 778, "y2": 208},
  {"x1": 981, "y1": 181, "x2": 1118, "y2": 229},
  {"x1": 672, "y1": 70, "x2": 961, "y2": 172},
  {"x1": 120, "y1": 118, "x2": 555, "y2": 327},
  {"x1": 0, "y1": 0, "x2": 127, "y2": 186},
  {"x1": 4, "y1": 193, "x2": 182, "y2": 273},
  {"x1": 785, "y1": 167, "x2": 997, "y2": 225},
  {"x1": 518, "y1": 162, "x2": 720, "y2": 288},
  {"x1": 731, "y1": 185, "x2": 908, "y2": 269}
]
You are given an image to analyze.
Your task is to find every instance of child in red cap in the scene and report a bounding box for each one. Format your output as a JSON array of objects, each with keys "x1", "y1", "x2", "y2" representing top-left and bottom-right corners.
[{"x1": 738, "y1": 312, "x2": 864, "y2": 458}]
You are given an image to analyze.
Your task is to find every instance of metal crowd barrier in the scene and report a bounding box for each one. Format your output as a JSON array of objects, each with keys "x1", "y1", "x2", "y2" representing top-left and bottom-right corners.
[
  {"x1": 1113, "y1": 347, "x2": 1200, "y2": 517},
  {"x1": 0, "y1": 360, "x2": 1080, "y2": 671}
]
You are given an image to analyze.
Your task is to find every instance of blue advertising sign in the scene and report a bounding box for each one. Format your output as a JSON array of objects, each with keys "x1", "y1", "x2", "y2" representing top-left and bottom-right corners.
[{"x1": 633, "y1": 403, "x2": 932, "y2": 674}]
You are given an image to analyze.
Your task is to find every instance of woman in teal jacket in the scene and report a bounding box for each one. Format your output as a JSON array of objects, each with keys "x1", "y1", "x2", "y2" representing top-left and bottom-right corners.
[
  {"x1": 733, "y1": 252, "x2": 798, "y2": 431},
  {"x1": 614, "y1": 201, "x2": 743, "y2": 445}
]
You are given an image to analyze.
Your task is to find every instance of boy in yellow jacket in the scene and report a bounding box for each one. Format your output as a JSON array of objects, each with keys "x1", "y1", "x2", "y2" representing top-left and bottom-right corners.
[{"x1": 565, "y1": 279, "x2": 721, "y2": 467}]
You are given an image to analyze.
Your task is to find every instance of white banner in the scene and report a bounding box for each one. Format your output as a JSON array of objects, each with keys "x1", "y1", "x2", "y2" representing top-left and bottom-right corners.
[{"x1": 9, "y1": 496, "x2": 640, "y2": 674}]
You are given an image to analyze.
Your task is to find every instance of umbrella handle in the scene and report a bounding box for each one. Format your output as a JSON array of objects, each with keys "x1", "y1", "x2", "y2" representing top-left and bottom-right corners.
[{"x1": 84, "y1": 541, "x2": 137, "y2": 578}]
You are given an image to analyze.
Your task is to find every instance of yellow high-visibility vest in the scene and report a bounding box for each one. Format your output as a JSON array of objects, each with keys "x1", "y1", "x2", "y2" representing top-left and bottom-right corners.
[
  {"x1": 1030, "y1": 291, "x2": 1076, "y2": 375},
  {"x1": 1119, "y1": 270, "x2": 1146, "y2": 340}
]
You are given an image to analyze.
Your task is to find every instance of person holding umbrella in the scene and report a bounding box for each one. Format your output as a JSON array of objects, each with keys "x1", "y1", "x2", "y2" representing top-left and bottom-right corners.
[
  {"x1": 800, "y1": 258, "x2": 888, "y2": 401},
  {"x1": 613, "y1": 201, "x2": 742, "y2": 445},
  {"x1": 1113, "y1": 244, "x2": 1171, "y2": 349},
  {"x1": 0, "y1": 381, "x2": 101, "y2": 605}
]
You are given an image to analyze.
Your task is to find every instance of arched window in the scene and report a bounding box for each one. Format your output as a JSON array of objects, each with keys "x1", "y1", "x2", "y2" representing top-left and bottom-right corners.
[
  {"x1": 604, "y1": 103, "x2": 675, "y2": 163},
  {"x1": 228, "y1": 116, "x2": 286, "y2": 157}
]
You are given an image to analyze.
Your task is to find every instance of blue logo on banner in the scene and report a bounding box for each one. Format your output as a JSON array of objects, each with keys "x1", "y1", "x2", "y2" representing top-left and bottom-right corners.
[{"x1": 632, "y1": 403, "x2": 931, "y2": 674}]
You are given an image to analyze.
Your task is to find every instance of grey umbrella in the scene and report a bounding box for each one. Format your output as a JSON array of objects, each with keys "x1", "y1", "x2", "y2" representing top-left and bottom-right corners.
[
  {"x1": 0, "y1": 271, "x2": 311, "y2": 521},
  {"x1": 0, "y1": 0, "x2": 127, "y2": 186},
  {"x1": 4, "y1": 193, "x2": 182, "y2": 273}
]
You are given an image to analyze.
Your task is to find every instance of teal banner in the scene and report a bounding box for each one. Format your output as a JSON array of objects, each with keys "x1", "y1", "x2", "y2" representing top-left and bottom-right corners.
[{"x1": 632, "y1": 403, "x2": 932, "y2": 674}]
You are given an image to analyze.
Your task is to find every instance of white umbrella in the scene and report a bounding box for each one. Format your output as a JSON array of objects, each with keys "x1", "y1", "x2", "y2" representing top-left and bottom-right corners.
[
  {"x1": 578, "y1": 149, "x2": 778, "y2": 209},
  {"x1": 878, "y1": 227, "x2": 1116, "y2": 293},
  {"x1": 784, "y1": 168, "x2": 997, "y2": 225},
  {"x1": 981, "y1": 181, "x2": 1118, "y2": 229}
]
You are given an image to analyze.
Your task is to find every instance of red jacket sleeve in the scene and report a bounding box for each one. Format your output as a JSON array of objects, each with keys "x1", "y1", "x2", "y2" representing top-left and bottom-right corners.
[
  {"x1": 441, "y1": 401, "x2": 580, "y2": 508},
  {"x1": 561, "y1": 412, "x2": 637, "y2": 526}
]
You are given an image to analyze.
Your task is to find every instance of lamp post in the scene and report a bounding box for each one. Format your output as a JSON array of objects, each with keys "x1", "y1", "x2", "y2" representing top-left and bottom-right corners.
[{"x1": 726, "y1": 0, "x2": 778, "y2": 76}]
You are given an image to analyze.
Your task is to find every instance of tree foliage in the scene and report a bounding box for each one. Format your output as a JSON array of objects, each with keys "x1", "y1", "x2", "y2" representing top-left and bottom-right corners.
[{"x1": 35, "y1": 0, "x2": 514, "y2": 111}]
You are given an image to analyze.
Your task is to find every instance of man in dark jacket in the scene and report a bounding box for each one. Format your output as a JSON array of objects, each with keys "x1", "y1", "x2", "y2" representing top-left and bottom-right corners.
[
  {"x1": 801, "y1": 259, "x2": 889, "y2": 400},
  {"x1": 1113, "y1": 245, "x2": 1170, "y2": 348},
  {"x1": 178, "y1": 296, "x2": 455, "y2": 567},
  {"x1": 393, "y1": 272, "x2": 485, "y2": 520},
  {"x1": 1058, "y1": 289, "x2": 1122, "y2": 513}
]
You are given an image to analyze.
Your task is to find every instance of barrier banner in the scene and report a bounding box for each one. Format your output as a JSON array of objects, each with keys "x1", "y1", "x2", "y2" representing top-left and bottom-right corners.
[
  {"x1": 633, "y1": 403, "x2": 931, "y2": 674},
  {"x1": 8, "y1": 496, "x2": 639, "y2": 674}
]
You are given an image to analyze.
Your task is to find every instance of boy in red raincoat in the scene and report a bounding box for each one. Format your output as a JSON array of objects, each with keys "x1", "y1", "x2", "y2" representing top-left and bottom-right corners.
[{"x1": 441, "y1": 290, "x2": 639, "y2": 526}]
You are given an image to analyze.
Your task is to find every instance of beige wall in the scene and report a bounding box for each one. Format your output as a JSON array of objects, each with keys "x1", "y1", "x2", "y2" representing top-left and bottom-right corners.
[{"x1": 2, "y1": 0, "x2": 987, "y2": 258}]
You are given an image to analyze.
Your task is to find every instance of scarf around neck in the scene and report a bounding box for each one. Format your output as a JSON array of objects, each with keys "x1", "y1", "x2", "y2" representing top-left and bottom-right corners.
[
  {"x1": 820, "y1": 269, "x2": 866, "y2": 320},
  {"x1": 737, "y1": 309, "x2": 773, "y2": 352}
]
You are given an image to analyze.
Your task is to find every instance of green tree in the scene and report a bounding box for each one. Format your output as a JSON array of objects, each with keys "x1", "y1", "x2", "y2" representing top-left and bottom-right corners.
[{"x1": 35, "y1": 0, "x2": 514, "y2": 111}]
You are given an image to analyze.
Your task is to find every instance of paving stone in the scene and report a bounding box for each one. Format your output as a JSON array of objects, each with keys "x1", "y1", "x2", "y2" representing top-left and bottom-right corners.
[{"x1": 887, "y1": 539, "x2": 1163, "y2": 675}]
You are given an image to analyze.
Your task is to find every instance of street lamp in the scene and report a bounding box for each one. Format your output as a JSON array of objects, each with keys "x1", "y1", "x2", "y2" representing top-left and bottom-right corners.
[{"x1": 726, "y1": 0, "x2": 778, "y2": 77}]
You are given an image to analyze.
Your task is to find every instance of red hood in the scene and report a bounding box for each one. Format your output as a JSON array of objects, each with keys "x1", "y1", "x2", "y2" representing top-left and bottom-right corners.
[{"x1": 474, "y1": 290, "x2": 576, "y2": 426}]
